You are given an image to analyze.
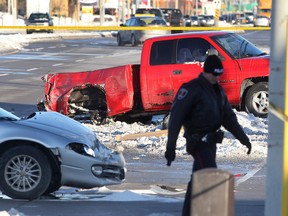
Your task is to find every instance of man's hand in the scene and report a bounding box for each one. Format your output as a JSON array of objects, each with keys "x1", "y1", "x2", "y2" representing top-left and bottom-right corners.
[
  {"x1": 165, "y1": 148, "x2": 175, "y2": 166},
  {"x1": 243, "y1": 141, "x2": 252, "y2": 155}
]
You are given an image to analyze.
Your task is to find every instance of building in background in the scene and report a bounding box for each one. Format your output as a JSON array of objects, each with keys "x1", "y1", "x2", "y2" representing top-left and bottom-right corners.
[
  {"x1": 0, "y1": 0, "x2": 271, "y2": 24},
  {"x1": 257, "y1": 0, "x2": 271, "y2": 18}
]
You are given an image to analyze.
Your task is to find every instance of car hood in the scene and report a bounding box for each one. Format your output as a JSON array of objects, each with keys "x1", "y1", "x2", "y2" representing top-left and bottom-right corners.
[{"x1": 18, "y1": 111, "x2": 96, "y2": 145}]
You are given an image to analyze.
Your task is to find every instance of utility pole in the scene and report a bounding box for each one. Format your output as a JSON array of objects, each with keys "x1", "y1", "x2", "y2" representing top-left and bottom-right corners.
[
  {"x1": 99, "y1": 0, "x2": 105, "y2": 25},
  {"x1": 265, "y1": 0, "x2": 288, "y2": 215},
  {"x1": 12, "y1": 0, "x2": 17, "y2": 26},
  {"x1": 122, "y1": 0, "x2": 125, "y2": 22}
]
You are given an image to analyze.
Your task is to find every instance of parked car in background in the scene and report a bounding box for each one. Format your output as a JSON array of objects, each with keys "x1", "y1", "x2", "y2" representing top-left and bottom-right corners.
[
  {"x1": 184, "y1": 15, "x2": 199, "y2": 26},
  {"x1": 199, "y1": 15, "x2": 215, "y2": 26},
  {"x1": 244, "y1": 11, "x2": 255, "y2": 24},
  {"x1": 135, "y1": 8, "x2": 165, "y2": 19},
  {"x1": 160, "y1": 8, "x2": 184, "y2": 26},
  {"x1": 26, "y1": 12, "x2": 54, "y2": 34},
  {"x1": 117, "y1": 15, "x2": 170, "y2": 46},
  {"x1": 0, "y1": 107, "x2": 125, "y2": 200},
  {"x1": 160, "y1": 8, "x2": 184, "y2": 33},
  {"x1": 254, "y1": 15, "x2": 270, "y2": 27}
]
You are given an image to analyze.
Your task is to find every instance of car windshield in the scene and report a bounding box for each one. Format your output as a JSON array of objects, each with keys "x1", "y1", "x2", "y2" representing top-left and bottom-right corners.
[
  {"x1": 211, "y1": 33, "x2": 266, "y2": 59},
  {"x1": 136, "y1": 9, "x2": 162, "y2": 18},
  {"x1": 140, "y1": 17, "x2": 166, "y2": 26},
  {"x1": 0, "y1": 108, "x2": 20, "y2": 121},
  {"x1": 29, "y1": 13, "x2": 49, "y2": 21}
]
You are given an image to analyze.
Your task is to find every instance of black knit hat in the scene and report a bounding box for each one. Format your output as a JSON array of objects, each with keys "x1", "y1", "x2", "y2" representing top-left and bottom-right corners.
[{"x1": 204, "y1": 55, "x2": 224, "y2": 76}]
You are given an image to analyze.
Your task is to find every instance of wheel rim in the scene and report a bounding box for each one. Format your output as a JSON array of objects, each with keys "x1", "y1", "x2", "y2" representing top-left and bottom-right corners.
[
  {"x1": 252, "y1": 90, "x2": 269, "y2": 114},
  {"x1": 5, "y1": 155, "x2": 42, "y2": 192}
]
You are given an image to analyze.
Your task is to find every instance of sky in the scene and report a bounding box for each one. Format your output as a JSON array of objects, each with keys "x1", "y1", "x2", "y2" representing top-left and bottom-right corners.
[{"x1": 0, "y1": 32, "x2": 269, "y2": 215}]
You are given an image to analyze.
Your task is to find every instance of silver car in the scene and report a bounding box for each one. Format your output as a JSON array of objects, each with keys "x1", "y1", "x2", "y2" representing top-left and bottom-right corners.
[
  {"x1": 117, "y1": 16, "x2": 170, "y2": 46},
  {"x1": 0, "y1": 108, "x2": 125, "y2": 200},
  {"x1": 254, "y1": 15, "x2": 270, "y2": 27}
]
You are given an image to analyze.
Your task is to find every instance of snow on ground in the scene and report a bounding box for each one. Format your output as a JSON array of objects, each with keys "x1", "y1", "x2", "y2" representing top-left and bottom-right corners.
[
  {"x1": 0, "y1": 31, "x2": 112, "y2": 53},
  {"x1": 84, "y1": 111, "x2": 268, "y2": 163}
]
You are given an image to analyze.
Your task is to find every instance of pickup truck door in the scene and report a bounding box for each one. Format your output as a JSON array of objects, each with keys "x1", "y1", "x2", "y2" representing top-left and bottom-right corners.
[{"x1": 141, "y1": 38, "x2": 207, "y2": 111}]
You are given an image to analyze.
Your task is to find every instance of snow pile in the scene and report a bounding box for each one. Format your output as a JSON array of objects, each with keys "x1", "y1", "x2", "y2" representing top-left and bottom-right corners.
[
  {"x1": 84, "y1": 110, "x2": 268, "y2": 162},
  {"x1": 0, "y1": 32, "x2": 112, "y2": 53}
]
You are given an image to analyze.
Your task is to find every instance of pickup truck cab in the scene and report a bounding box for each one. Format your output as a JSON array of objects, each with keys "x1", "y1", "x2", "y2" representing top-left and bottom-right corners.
[{"x1": 38, "y1": 31, "x2": 269, "y2": 124}]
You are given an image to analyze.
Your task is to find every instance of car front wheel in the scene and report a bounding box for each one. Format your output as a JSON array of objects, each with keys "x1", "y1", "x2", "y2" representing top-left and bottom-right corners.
[
  {"x1": 131, "y1": 35, "x2": 138, "y2": 47},
  {"x1": 0, "y1": 146, "x2": 52, "y2": 200},
  {"x1": 117, "y1": 34, "x2": 124, "y2": 46},
  {"x1": 245, "y1": 82, "x2": 269, "y2": 118}
]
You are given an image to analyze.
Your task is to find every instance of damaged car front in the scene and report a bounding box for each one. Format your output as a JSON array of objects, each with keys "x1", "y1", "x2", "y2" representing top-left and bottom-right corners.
[{"x1": 0, "y1": 108, "x2": 125, "y2": 200}]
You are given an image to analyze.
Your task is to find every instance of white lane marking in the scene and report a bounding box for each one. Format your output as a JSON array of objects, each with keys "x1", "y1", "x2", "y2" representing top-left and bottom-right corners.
[
  {"x1": 76, "y1": 59, "x2": 85, "y2": 62},
  {"x1": 26, "y1": 68, "x2": 38, "y2": 71},
  {"x1": 235, "y1": 163, "x2": 265, "y2": 187},
  {"x1": 0, "y1": 188, "x2": 182, "y2": 202},
  {"x1": 0, "y1": 68, "x2": 34, "y2": 75},
  {"x1": 21, "y1": 51, "x2": 104, "y2": 56},
  {"x1": 48, "y1": 46, "x2": 57, "y2": 49},
  {"x1": 53, "y1": 63, "x2": 64, "y2": 66}
]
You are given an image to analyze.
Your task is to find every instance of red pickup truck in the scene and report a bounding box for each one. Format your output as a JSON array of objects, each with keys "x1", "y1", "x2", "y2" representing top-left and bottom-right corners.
[{"x1": 38, "y1": 31, "x2": 269, "y2": 124}]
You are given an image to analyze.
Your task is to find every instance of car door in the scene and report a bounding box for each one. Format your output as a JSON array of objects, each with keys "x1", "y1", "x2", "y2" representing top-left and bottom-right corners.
[{"x1": 122, "y1": 19, "x2": 132, "y2": 43}]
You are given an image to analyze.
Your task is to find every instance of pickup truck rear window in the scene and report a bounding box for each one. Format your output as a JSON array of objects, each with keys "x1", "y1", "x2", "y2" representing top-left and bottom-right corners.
[
  {"x1": 150, "y1": 40, "x2": 175, "y2": 65},
  {"x1": 150, "y1": 37, "x2": 213, "y2": 65}
]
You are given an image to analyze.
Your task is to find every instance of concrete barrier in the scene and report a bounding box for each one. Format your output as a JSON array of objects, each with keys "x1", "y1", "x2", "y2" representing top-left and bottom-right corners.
[{"x1": 191, "y1": 168, "x2": 234, "y2": 216}]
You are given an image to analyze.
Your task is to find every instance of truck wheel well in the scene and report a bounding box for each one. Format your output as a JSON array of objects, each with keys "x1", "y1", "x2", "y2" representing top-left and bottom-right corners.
[
  {"x1": 68, "y1": 85, "x2": 108, "y2": 124},
  {"x1": 240, "y1": 77, "x2": 268, "y2": 106},
  {"x1": 240, "y1": 77, "x2": 269, "y2": 113}
]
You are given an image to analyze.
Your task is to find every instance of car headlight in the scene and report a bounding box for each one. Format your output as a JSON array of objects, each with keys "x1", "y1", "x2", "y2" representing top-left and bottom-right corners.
[
  {"x1": 66, "y1": 143, "x2": 95, "y2": 157},
  {"x1": 84, "y1": 145, "x2": 95, "y2": 157}
]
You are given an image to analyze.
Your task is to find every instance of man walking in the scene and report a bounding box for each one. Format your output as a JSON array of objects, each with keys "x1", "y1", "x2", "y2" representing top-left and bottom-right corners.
[{"x1": 164, "y1": 55, "x2": 252, "y2": 216}]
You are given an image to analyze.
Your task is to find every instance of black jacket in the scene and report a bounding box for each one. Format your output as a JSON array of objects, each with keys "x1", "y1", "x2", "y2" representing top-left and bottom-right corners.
[{"x1": 167, "y1": 73, "x2": 250, "y2": 150}]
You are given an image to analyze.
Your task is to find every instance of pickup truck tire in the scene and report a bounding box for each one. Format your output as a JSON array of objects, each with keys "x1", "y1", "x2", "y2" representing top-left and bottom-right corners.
[
  {"x1": 117, "y1": 34, "x2": 124, "y2": 46},
  {"x1": 131, "y1": 35, "x2": 138, "y2": 47},
  {"x1": 245, "y1": 82, "x2": 269, "y2": 118}
]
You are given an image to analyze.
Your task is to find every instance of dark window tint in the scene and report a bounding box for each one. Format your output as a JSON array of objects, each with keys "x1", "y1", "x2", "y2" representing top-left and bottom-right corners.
[
  {"x1": 29, "y1": 13, "x2": 49, "y2": 20},
  {"x1": 177, "y1": 38, "x2": 212, "y2": 62},
  {"x1": 135, "y1": 8, "x2": 163, "y2": 18},
  {"x1": 150, "y1": 40, "x2": 175, "y2": 65}
]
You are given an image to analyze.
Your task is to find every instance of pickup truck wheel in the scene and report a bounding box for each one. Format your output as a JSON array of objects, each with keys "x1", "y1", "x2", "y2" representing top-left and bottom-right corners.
[
  {"x1": 0, "y1": 146, "x2": 52, "y2": 200},
  {"x1": 131, "y1": 35, "x2": 138, "y2": 47},
  {"x1": 117, "y1": 34, "x2": 124, "y2": 46},
  {"x1": 245, "y1": 82, "x2": 269, "y2": 118}
]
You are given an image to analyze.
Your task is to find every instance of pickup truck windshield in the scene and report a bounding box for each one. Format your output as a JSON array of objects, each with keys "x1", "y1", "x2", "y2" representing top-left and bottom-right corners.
[{"x1": 211, "y1": 33, "x2": 266, "y2": 59}]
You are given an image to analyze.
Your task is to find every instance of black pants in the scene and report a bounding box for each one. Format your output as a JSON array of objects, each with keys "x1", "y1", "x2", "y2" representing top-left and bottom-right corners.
[{"x1": 182, "y1": 142, "x2": 217, "y2": 216}]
